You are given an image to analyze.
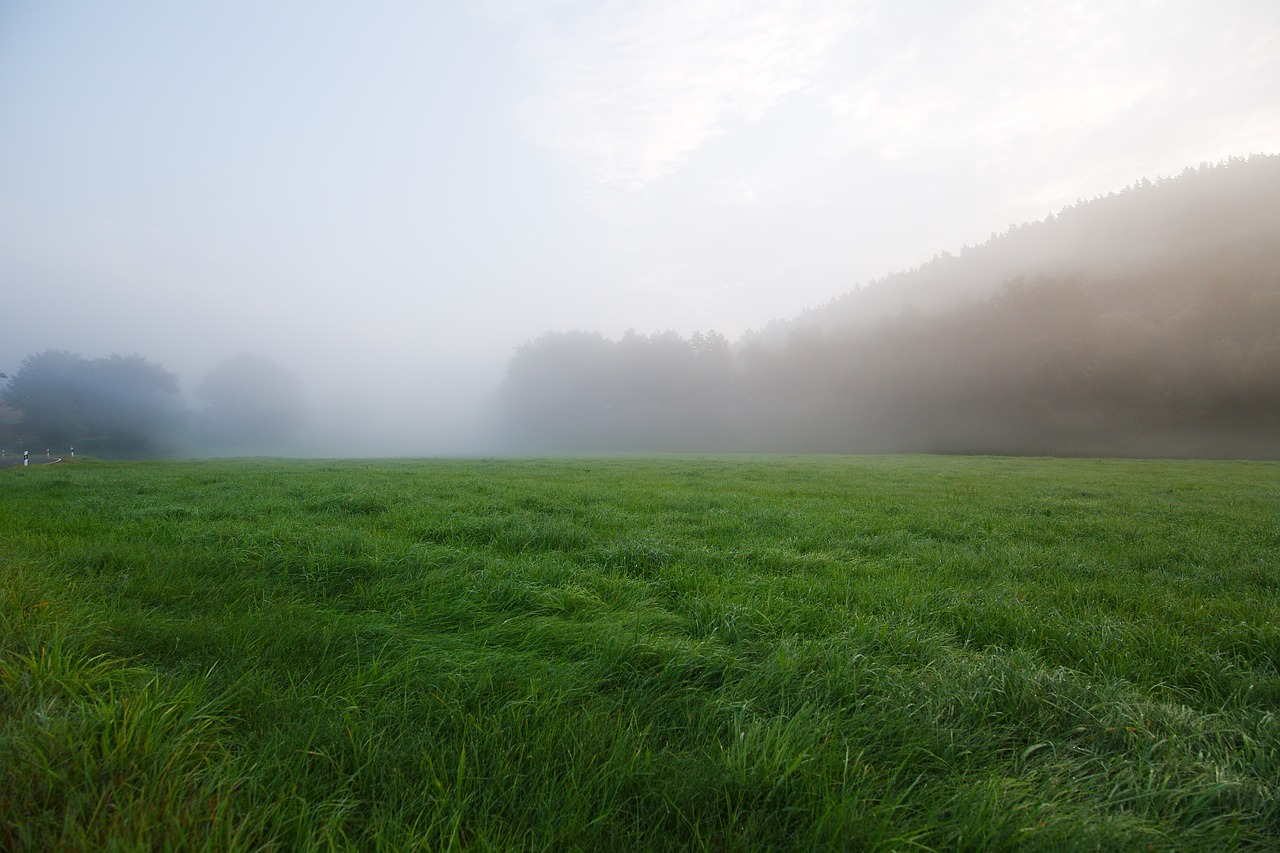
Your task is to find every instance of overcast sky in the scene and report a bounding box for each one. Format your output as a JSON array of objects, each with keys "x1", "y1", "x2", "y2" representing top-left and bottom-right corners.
[{"x1": 2, "y1": 1, "x2": 1278, "y2": 451}]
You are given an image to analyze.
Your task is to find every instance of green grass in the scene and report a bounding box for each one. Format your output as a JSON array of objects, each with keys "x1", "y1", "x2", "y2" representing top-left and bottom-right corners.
[{"x1": 2, "y1": 455, "x2": 1278, "y2": 850}]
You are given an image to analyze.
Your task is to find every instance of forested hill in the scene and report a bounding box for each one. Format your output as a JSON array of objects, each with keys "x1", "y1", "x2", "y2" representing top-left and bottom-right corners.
[
  {"x1": 772, "y1": 153, "x2": 1280, "y2": 340},
  {"x1": 499, "y1": 155, "x2": 1280, "y2": 458}
]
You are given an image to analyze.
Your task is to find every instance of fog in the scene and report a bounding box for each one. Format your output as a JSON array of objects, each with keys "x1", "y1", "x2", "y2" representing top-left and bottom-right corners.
[
  {"x1": 496, "y1": 158, "x2": 1280, "y2": 459},
  {"x1": 2, "y1": 2, "x2": 1278, "y2": 457}
]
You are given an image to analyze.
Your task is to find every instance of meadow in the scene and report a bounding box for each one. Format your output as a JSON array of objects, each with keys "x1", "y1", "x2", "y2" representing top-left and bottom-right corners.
[{"x1": 1, "y1": 455, "x2": 1277, "y2": 850}]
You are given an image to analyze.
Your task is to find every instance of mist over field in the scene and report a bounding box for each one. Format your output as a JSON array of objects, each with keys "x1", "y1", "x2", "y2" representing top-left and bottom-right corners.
[
  {"x1": 4, "y1": 6, "x2": 1280, "y2": 844},
  {"x1": 499, "y1": 157, "x2": 1280, "y2": 458},
  {"x1": 2, "y1": 2, "x2": 1278, "y2": 458}
]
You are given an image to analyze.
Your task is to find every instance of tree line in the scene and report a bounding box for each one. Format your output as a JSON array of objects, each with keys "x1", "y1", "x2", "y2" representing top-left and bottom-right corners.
[
  {"x1": 499, "y1": 155, "x2": 1280, "y2": 458},
  {"x1": 0, "y1": 351, "x2": 306, "y2": 459}
]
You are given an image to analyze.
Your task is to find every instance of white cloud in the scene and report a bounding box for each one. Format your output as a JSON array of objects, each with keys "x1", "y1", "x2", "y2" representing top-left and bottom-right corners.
[
  {"x1": 505, "y1": 0, "x2": 862, "y2": 196},
  {"x1": 827, "y1": 2, "x2": 1166, "y2": 160},
  {"x1": 826, "y1": 0, "x2": 1280, "y2": 166}
]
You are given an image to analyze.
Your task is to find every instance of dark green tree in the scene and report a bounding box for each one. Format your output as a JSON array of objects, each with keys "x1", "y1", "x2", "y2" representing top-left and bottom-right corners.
[{"x1": 1, "y1": 350, "x2": 184, "y2": 457}]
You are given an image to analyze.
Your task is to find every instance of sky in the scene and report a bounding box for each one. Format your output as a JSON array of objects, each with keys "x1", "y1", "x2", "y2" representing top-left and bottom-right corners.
[{"x1": 2, "y1": 0, "x2": 1278, "y2": 452}]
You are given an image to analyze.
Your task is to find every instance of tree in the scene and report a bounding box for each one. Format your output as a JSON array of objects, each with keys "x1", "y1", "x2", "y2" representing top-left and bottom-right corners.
[
  {"x1": 90, "y1": 354, "x2": 186, "y2": 456},
  {"x1": 191, "y1": 354, "x2": 307, "y2": 453},
  {"x1": 499, "y1": 329, "x2": 740, "y2": 451},
  {"x1": 0, "y1": 350, "x2": 184, "y2": 457}
]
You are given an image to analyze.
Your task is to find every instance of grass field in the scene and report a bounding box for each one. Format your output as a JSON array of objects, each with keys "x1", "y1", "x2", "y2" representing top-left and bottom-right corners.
[{"x1": 2, "y1": 455, "x2": 1278, "y2": 850}]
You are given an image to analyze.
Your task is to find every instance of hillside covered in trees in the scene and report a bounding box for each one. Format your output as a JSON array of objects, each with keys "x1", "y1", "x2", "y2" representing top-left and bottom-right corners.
[{"x1": 499, "y1": 155, "x2": 1280, "y2": 458}]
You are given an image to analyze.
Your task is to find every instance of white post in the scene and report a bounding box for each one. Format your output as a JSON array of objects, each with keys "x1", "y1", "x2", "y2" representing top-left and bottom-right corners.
[
  {"x1": 70, "y1": 445, "x2": 75, "y2": 459},
  {"x1": 23, "y1": 450, "x2": 28, "y2": 466}
]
